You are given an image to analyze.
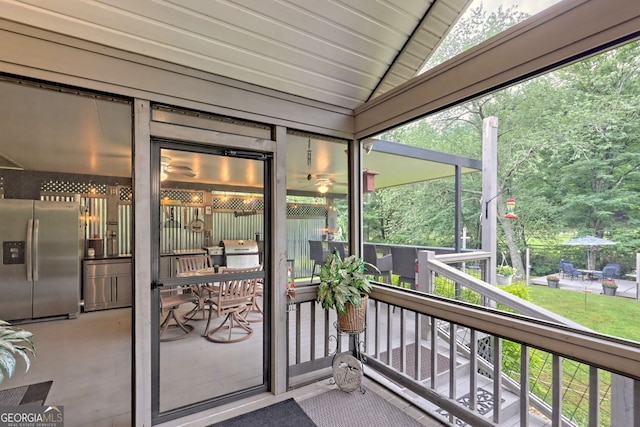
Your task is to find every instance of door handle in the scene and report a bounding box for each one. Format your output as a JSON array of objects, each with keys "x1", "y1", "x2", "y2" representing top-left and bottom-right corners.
[
  {"x1": 26, "y1": 219, "x2": 33, "y2": 282},
  {"x1": 33, "y1": 219, "x2": 39, "y2": 282}
]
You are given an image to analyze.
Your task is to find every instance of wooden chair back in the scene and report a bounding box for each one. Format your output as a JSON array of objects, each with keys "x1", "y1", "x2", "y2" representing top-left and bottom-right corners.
[
  {"x1": 212, "y1": 266, "x2": 261, "y2": 317},
  {"x1": 178, "y1": 255, "x2": 211, "y2": 274}
]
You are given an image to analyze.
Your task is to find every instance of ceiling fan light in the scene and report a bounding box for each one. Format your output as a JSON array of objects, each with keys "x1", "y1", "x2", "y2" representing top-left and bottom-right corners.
[{"x1": 317, "y1": 183, "x2": 329, "y2": 194}]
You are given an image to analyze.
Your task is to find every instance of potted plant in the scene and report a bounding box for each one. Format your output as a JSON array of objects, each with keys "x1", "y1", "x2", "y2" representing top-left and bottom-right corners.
[
  {"x1": 546, "y1": 275, "x2": 560, "y2": 288},
  {"x1": 601, "y1": 279, "x2": 617, "y2": 296},
  {"x1": 316, "y1": 250, "x2": 377, "y2": 334},
  {"x1": 496, "y1": 265, "x2": 517, "y2": 286},
  {"x1": 0, "y1": 320, "x2": 36, "y2": 384}
]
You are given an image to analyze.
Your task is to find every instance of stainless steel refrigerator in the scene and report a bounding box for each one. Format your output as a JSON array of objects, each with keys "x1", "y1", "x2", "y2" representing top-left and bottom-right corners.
[{"x1": 0, "y1": 199, "x2": 81, "y2": 322}]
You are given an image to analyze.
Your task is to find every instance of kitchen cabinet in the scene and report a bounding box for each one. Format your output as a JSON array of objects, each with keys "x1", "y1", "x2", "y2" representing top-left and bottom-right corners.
[{"x1": 83, "y1": 258, "x2": 132, "y2": 311}]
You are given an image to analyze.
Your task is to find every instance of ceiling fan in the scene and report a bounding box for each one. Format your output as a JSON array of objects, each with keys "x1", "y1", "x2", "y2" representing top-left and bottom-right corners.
[
  {"x1": 298, "y1": 138, "x2": 346, "y2": 194},
  {"x1": 313, "y1": 174, "x2": 347, "y2": 194},
  {"x1": 160, "y1": 156, "x2": 196, "y2": 180}
]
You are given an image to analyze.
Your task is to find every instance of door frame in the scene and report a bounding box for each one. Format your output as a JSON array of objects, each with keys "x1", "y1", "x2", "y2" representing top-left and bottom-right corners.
[{"x1": 133, "y1": 99, "x2": 289, "y2": 426}]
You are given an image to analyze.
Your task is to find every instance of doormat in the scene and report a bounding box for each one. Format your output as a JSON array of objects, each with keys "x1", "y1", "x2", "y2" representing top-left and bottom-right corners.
[
  {"x1": 209, "y1": 398, "x2": 316, "y2": 427},
  {"x1": 0, "y1": 381, "x2": 53, "y2": 406},
  {"x1": 298, "y1": 388, "x2": 423, "y2": 427}
]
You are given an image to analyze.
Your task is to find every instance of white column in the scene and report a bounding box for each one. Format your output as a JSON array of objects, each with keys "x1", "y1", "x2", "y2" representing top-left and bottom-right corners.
[
  {"x1": 133, "y1": 99, "x2": 152, "y2": 427},
  {"x1": 481, "y1": 117, "x2": 499, "y2": 285}
]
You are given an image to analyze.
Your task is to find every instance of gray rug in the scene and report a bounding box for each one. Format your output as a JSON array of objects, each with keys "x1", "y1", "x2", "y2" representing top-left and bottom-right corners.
[
  {"x1": 299, "y1": 388, "x2": 422, "y2": 427},
  {"x1": 0, "y1": 381, "x2": 52, "y2": 406}
]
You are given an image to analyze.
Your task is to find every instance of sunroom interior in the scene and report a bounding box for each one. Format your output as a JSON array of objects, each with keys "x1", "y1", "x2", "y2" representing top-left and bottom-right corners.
[{"x1": 0, "y1": 0, "x2": 639, "y2": 426}]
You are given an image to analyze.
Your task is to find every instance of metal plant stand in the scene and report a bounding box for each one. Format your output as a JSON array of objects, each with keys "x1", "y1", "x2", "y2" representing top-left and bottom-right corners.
[{"x1": 329, "y1": 322, "x2": 367, "y2": 394}]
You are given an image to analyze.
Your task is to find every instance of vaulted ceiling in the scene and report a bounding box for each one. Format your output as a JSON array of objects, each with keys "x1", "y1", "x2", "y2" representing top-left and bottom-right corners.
[{"x1": 0, "y1": 0, "x2": 472, "y2": 110}]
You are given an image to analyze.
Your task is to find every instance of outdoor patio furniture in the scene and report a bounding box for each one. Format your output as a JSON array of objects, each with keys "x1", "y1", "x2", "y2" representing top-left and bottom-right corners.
[
  {"x1": 309, "y1": 240, "x2": 329, "y2": 283},
  {"x1": 390, "y1": 246, "x2": 418, "y2": 289},
  {"x1": 159, "y1": 286, "x2": 198, "y2": 342},
  {"x1": 602, "y1": 263, "x2": 621, "y2": 278},
  {"x1": 593, "y1": 265, "x2": 619, "y2": 281},
  {"x1": 363, "y1": 243, "x2": 392, "y2": 284},
  {"x1": 177, "y1": 255, "x2": 213, "y2": 320},
  {"x1": 203, "y1": 267, "x2": 260, "y2": 343},
  {"x1": 328, "y1": 241, "x2": 347, "y2": 259},
  {"x1": 561, "y1": 262, "x2": 584, "y2": 280}
]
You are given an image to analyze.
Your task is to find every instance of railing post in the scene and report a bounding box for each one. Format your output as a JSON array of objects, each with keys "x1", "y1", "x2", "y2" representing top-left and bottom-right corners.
[
  {"x1": 611, "y1": 374, "x2": 636, "y2": 426},
  {"x1": 418, "y1": 250, "x2": 434, "y2": 342},
  {"x1": 418, "y1": 250, "x2": 434, "y2": 294}
]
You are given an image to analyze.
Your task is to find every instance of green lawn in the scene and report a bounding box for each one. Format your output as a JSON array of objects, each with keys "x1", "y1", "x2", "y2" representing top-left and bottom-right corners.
[{"x1": 527, "y1": 284, "x2": 640, "y2": 342}]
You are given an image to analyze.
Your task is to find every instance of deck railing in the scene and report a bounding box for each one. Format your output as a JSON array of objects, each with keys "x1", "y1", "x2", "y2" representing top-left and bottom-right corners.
[{"x1": 286, "y1": 250, "x2": 640, "y2": 426}]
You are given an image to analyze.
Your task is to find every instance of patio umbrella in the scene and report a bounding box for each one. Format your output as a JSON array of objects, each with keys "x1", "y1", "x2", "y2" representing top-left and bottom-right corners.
[{"x1": 561, "y1": 236, "x2": 617, "y2": 270}]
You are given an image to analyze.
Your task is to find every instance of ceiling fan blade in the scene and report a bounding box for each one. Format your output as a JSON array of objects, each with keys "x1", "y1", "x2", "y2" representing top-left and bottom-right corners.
[
  {"x1": 166, "y1": 165, "x2": 193, "y2": 172},
  {"x1": 168, "y1": 170, "x2": 197, "y2": 177}
]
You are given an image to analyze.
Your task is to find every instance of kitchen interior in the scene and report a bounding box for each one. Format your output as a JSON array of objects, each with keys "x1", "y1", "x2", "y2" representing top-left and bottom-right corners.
[{"x1": 0, "y1": 76, "x2": 353, "y2": 423}]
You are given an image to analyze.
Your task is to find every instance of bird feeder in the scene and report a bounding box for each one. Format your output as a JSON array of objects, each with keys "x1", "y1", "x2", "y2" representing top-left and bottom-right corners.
[
  {"x1": 505, "y1": 198, "x2": 518, "y2": 219},
  {"x1": 363, "y1": 170, "x2": 379, "y2": 193}
]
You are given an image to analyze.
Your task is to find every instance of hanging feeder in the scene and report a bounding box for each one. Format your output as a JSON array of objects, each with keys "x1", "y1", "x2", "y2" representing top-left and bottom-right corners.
[
  {"x1": 504, "y1": 198, "x2": 518, "y2": 219},
  {"x1": 363, "y1": 170, "x2": 379, "y2": 193}
]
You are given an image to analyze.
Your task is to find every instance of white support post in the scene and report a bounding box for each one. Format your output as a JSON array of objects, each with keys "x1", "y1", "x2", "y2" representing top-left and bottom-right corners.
[
  {"x1": 481, "y1": 117, "x2": 499, "y2": 285},
  {"x1": 636, "y1": 253, "x2": 640, "y2": 301}
]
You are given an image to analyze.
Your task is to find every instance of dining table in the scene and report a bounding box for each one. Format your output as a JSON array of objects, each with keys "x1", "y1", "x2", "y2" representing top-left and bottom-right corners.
[{"x1": 577, "y1": 269, "x2": 601, "y2": 281}]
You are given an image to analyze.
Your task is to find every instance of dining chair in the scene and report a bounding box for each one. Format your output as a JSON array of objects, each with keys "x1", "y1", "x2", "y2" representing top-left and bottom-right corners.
[
  {"x1": 560, "y1": 262, "x2": 584, "y2": 280},
  {"x1": 177, "y1": 254, "x2": 212, "y2": 320},
  {"x1": 363, "y1": 243, "x2": 392, "y2": 283},
  {"x1": 159, "y1": 286, "x2": 198, "y2": 342},
  {"x1": 177, "y1": 254, "x2": 211, "y2": 274},
  {"x1": 241, "y1": 264, "x2": 264, "y2": 323},
  {"x1": 593, "y1": 265, "x2": 619, "y2": 281},
  {"x1": 309, "y1": 240, "x2": 329, "y2": 283},
  {"x1": 390, "y1": 246, "x2": 418, "y2": 289},
  {"x1": 203, "y1": 266, "x2": 260, "y2": 343},
  {"x1": 328, "y1": 241, "x2": 347, "y2": 259}
]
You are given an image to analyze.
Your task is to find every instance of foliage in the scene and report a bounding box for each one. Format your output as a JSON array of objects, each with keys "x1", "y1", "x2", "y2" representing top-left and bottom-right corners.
[
  {"x1": 601, "y1": 279, "x2": 617, "y2": 288},
  {"x1": 496, "y1": 265, "x2": 517, "y2": 276},
  {"x1": 422, "y1": 5, "x2": 530, "y2": 74},
  {"x1": 495, "y1": 282, "x2": 531, "y2": 312},
  {"x1": 547, "y1": 275, "x2": 559, "y2": 281},
  {"x1": 364, "y1": 23, "x2": 640, "y2": 275},
  {"x1": 0, "y1": 320, "x2": 35, "y2": 384},
  {"x1": 316, "y1": 250, "x2": 376, "y2": 314},
  {"x1": 433, "y1": 276, "x2": 482, "y2": 305}
]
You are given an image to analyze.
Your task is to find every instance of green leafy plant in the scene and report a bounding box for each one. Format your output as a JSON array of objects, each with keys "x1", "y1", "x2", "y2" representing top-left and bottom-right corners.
[
  {"x1": 601, "y1": 279, "x2": 617, "y2": 288},
  {"x1": 497, "y1": 265, "x2": 517, "y2": 276},
  {"x1": 0, "y1": 320, "x2": 36, "y2": 384},
  {"x1": 316, "y1": 250, "x2": 377, "y2": 314},
  {"x1": 547, "y1": 275, "x2": 559, "y2": 281}
]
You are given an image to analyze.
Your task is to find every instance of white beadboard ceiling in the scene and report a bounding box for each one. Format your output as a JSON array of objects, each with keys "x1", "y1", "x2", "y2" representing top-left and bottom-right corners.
[{"x1": 1, "y1": 0, "x2": 472, "y2": 110}]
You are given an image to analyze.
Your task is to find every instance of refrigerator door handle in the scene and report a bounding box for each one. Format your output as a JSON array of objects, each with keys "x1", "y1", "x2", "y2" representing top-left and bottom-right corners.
[
  {"x1": 33, "y1": 219, "x2": 39, "y2": 282},
  {"x1": 26, "y1": 219, "x2": 34, "y2": 282}
]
